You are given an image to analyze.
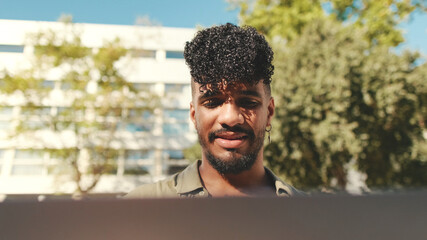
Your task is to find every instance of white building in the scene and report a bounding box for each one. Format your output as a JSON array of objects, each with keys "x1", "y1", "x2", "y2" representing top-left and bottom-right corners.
[{"x1": 0, "y1": 19, "x2": 198, "y2": 195}]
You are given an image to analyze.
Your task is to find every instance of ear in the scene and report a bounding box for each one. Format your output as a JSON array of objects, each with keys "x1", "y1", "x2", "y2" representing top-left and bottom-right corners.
[
  {"x1": 190, "y1": 101, "x2": 196, "y2": 127},
  {"x1": 267, "y1": 97, "x2": 275, "y2": 126}
]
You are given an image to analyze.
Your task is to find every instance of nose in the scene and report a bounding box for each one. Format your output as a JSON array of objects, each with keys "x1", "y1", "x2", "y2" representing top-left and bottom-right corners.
[{"x1": 217, "y1": 102, "x2": 244, "y2": 127}]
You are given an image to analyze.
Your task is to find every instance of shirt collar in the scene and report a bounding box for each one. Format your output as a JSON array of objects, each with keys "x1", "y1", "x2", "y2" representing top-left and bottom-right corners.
[
  {"x1": 175, "y1": 160, "x2": 295, "y2": 197},
  {"x1": 175, "y1": 160, "x2": 206, "y2": 195},
  {"x1": 264, "y1": 167, "x2": 294, "y2": 197}
]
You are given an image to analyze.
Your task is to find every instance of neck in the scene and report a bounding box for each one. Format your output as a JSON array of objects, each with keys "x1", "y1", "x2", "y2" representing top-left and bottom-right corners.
[{"x1": 198, "y1": 153, "x2": 275, "y2": 197}]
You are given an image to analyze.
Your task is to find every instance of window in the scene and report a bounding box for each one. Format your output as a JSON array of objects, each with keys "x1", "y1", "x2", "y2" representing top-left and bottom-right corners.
[
  {"x1": 97, "y1": 107, "x2": 122, "y2": 117},
  {"x1": 164, "y1": 83, "x2": 188, "y2": 94},
  {"x1": 0, "y1": 107, "x2": 13, "y2": 129},
  {"x1": 163, "y1": 150, "x2": 184, "y2": 160},
  {"x1": 132, "y1": 83, "x2": 155, "y2": 92},
  {"x1": 163, "y1": 123, "x2": 189, "y2": 135},
  {"x1": 124, "y1": 165, "x2": 151, "y2": 175},
  {"x1": 124, "y1": 150, "x2": 154, "y2": 175},
  {"x1": 57, "y1": 107, "x2": 84, "y2": 117},
  {"x1": 14, "y1": 149, "x2": 43, "y2": 161},
  {"x1": 0, "y1": 149, "x2": 4, "y2": 172},
  {"x1": 60, "y1": 81, "x2": 71, "y2": 90},
  {"x1": 42, "y1": 80, "x2": 55, "y2": 89},
  {"x1": 87, "y1": 149, "x2": 118, "y2": 175},
  {"x1": 166, "y1": 51, "x2": 184, "y2": 59},
  {"x1": 0, "y1": 107, "x2": 13, "y2": 117},
  {"x1": 125, "y1": 150, "x2": 154, "y2": 161},
  {"x1": 0, "y1": 121, "x2": 10, "y2": 130},
  {"x1": 124, "y1": 122, "x2": 152, "y2": 132},
  {"x1": 0, "y1": 44, "x2": 24, "y2": 53},
  {"x1": 59, "y1": 80, "x2": 86, "y2": 90},
  {"x1": 128, "y1": 109, "x2": 152, "y2": 119},
  {"x1": 12, "y1": 149, "x2": 45, "y2": 176},
  {"x1": 163, "y1": 109, "x2": 189, "y2": 121},
  {"x1": 47, "y1": 163, "x2": 72, "y2": 175},
  {"x1": 11, "y1": 165, "x2": 44, "y2": 175},
  {"x1": 21, "y1": 106, "x2": 51, "y2": 116},
  {"x1": 56, "y1": 107, "x2": 69, "y2": 114},
  {"x1": 23, "y1": 120, "x2": 47, "y2": 129},
  {"x1": 131, "y1": 49, "x2": 156, "y2": 58}
]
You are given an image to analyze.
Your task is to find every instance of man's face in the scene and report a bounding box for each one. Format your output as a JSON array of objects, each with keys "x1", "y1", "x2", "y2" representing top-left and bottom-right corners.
[{"x1": 190, "y1": 81, "x2": 274, "y2": 174}]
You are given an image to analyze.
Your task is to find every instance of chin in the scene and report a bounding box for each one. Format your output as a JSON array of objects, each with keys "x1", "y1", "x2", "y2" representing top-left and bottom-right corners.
[
  {"x1": 213, "y1": 147, "x2": 247, "y2": 160},
  {"x1": 205, "y1": 148, "x2": 258, "y2": 175}
]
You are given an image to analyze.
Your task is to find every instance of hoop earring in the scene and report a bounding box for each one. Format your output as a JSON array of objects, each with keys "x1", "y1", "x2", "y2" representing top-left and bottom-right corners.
[{"x1": 265, "y1": 125, "x2": 272, "y2": 144}]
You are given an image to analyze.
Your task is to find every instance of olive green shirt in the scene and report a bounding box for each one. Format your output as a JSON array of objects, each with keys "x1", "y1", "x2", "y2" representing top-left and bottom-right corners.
[{"x1": 125, "y1": 160, "x2": 302, "y2": 198}]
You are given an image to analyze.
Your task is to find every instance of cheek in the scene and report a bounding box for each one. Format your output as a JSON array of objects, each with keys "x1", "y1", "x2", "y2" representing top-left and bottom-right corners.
[
  {"x1": 244, "y1": 109, "x2": 266, "y2": 126},
  {"x1": 194, "y1": 113, "x2": 208, "y2": 134},
  {"x1": 197, "y1": 109, "x2": 216, "y2": 126}
]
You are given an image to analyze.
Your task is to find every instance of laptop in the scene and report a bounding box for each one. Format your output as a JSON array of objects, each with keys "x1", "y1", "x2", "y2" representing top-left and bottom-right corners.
[{"x1": 1, "y1": 192, "x2": 426, "y2": 240}]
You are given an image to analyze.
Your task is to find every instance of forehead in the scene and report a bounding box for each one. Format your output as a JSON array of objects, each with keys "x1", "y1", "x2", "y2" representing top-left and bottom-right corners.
[{"x1": 192, "y1": 81, "x2": 266, "y2": 99}]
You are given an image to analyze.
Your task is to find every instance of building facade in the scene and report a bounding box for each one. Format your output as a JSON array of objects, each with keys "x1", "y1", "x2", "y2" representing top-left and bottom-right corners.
[{"x1": 0, "y1": 19, "x2": 198, "y2": 195}]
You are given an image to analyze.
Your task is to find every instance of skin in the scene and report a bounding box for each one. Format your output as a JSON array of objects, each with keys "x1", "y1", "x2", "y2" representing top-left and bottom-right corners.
[{"x1": 190, "y1": 80, "x2": 276, "y2": 197}]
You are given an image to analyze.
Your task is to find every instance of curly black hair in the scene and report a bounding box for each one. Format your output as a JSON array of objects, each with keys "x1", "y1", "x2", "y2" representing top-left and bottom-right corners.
[{"x1": 184, "y1": 23, "x2": 274, "y2": 89}]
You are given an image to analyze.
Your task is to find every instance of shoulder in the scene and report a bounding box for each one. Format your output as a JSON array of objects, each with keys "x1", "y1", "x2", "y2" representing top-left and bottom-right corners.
[
  {"x1": 282, "y1": 183, "x2": 306, "y2": 196},
  {"x1": 264, "y1": 167, "x2": 306, "y2": 197},
  {"x1": 124, "y1": 160, "x2": 203, "y2": 198},
  {"x1": 124, "y1": 174, "x2": 179, "y2": 198}
]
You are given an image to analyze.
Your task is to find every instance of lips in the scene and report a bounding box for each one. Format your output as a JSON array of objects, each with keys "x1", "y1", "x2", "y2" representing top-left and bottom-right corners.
[{"x1": 214, "y1": 132, "x2": 247, "y2": 149}]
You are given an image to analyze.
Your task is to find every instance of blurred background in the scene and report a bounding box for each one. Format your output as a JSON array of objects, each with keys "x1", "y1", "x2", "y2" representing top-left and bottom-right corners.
[{"x1": 0, "y1": 0, "x2": 426, "y2": 200}]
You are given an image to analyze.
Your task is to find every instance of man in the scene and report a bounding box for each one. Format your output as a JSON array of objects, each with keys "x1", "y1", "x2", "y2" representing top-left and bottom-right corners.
[{"x1": 126, "y1": 23, "x2": 301, "y2": 198}]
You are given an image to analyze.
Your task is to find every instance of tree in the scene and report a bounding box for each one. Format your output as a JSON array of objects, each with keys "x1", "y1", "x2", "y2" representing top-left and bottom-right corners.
[
  {"x1": 183, "y1": 142, "x2": 202, "y2": 163},
  {"x1": 266, "y1": 19, "x2": 427, "y2": 191},
  {"x1": 0, "y1": 20, "x2": 157, "y2": 195},
  {"x1": 230, "y1": 0, "x2": 427, "y2": 191},
  {"x1": 231, "y1": 0, "x2": 427, "y2": 46}
]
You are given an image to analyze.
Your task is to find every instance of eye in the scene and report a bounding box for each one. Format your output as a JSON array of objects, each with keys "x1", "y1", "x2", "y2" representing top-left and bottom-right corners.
[
  {"x1": 238, "y1": 98, "x2": 260, "y2": 109},
  {"x1": 202, "y1": 98, "x2": 223, "y2": 108}
]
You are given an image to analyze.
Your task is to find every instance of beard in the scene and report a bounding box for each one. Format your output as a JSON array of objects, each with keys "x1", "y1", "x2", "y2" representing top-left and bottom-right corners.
[{"x1": 198, "y1": 125, "x2": 265, "y2": 175}]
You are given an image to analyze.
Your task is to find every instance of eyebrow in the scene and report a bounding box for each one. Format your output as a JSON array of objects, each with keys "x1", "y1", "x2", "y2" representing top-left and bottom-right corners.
[
  {"x1": 198, "y1": 89, "x2": 262, "y2": 101},
  {"x1": 198, "y1": 89, "x2": 220, "y2": 100},
  {"x1": 238, "y1": 90, "x2": 262, "y2": 98}
]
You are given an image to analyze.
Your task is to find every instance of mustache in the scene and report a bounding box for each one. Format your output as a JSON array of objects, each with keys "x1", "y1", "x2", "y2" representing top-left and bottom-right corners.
[{"x1": 208, "y1": 125, "x2": 255, "y2": 143}]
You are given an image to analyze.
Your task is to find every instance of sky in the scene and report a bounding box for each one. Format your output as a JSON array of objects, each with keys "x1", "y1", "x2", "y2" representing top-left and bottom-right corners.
[{"x1": 0, "y1": 0, "x2": 426, "y2": 55}]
